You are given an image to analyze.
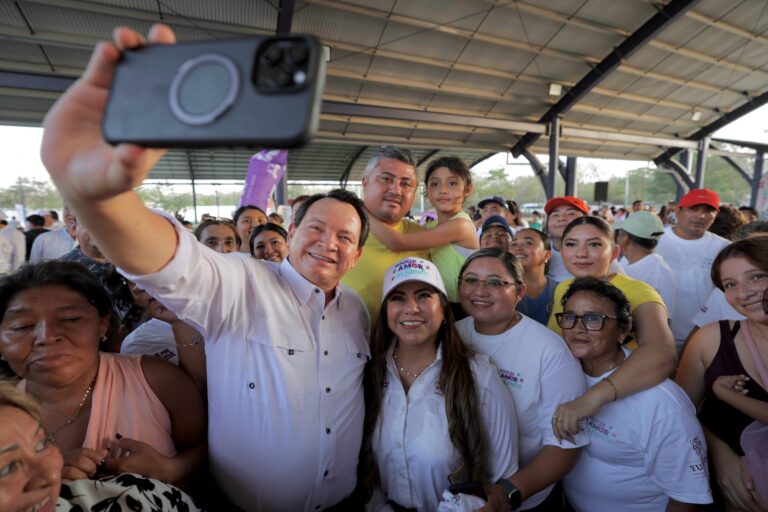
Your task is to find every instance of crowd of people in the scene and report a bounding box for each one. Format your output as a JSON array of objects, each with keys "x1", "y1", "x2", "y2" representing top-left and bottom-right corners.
[{"x1": 1, "y1": 23, "x2": 768, "y2": 512}]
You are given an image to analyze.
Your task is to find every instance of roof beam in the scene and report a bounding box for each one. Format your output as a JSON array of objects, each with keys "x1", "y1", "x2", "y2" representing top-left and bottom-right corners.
[
  {"x1": 712, "y1": 138, "x2": 768, "y2": 153},
  {"x1": 511, "y1": 0, "x2": 702, "y2": 158},
  {"x1": 492, "y1": 1, "x2": 768, "y2": 77},
  {"x1": 276, "y1": 0, "x2": 296, "y2": 35},
  {"x1": 654, "y1": 86, "x2": 768, "y2": 164},
  {"x1": 686, "y1": 10, "x2": 768, "y2": 47}
]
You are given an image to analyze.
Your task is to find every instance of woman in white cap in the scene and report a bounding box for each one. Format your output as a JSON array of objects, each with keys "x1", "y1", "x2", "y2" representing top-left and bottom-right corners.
[{"x1": 359, "y1": 257, "x2": 518, "y2": 512}]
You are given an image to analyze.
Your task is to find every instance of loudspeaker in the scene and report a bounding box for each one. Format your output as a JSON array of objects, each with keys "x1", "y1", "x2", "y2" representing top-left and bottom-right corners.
[{"x1": 594, "y1": 181, "x2": 609, "y2": 203}]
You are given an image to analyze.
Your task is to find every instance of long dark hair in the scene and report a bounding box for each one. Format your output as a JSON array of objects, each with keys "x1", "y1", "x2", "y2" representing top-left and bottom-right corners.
[
  {"x1": 359, "y1": 289, "x2": 489, "y2": 496},
  {"x1": 711, "y1": 235, "x2": 768, "y2": 291}
]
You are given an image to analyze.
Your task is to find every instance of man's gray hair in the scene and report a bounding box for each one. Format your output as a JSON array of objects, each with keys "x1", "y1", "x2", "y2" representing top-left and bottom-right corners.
[{"x1": 362, "y1": 145, "x2": 416, "y2": 178}]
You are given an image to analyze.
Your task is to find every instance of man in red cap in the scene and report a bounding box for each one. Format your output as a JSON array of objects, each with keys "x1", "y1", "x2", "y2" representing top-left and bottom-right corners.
[
  {"x1": 656, "y1": 188, "x2": 729, "y2": 347},
  {"x1": 543, "y1": 196, "x2": 590, "y2": 281}
]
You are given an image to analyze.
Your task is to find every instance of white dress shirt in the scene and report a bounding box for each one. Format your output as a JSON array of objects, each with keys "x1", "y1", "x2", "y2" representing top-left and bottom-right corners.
[
  {"x1": 373, "y1": 347, "x2": 518, "y2": 511},
  {"x1": 123, "y1": 213, "x2": 371, "y2": 512}
]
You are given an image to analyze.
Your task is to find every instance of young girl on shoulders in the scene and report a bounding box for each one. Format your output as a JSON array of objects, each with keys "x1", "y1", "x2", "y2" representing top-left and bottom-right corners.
[{"x1": 368, "y1": 156, "x2": 478, "y2": 309}]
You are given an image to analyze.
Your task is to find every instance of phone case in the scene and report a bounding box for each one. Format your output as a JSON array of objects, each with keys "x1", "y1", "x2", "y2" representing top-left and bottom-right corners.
[{"x1": 102, "y1": 36, "x2": 325, "y2": 149}]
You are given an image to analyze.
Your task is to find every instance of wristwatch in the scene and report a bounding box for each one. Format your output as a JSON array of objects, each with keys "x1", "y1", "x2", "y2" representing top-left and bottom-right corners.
[{"x1": 494, "y1": 479, "x2": 522, "y2": 510}]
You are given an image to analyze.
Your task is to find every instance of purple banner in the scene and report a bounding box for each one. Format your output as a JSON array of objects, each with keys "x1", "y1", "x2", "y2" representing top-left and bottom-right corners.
[{"x1": 239, "y1": 149, "x2": 288, "y2": 210}]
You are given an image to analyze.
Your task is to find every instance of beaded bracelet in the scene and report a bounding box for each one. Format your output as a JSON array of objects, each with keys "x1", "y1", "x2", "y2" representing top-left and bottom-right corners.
[{"x1": 177, "y1": 333, "x2": 204, "y2": 348}]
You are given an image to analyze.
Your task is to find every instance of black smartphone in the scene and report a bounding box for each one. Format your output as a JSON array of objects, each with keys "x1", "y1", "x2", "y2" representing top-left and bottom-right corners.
[
  {"x1": 102, "y1": 35, "x2": 325, "y2": 149},
  {"x1": 448, "y1": 481, "x2": 488, "y2": 500}
]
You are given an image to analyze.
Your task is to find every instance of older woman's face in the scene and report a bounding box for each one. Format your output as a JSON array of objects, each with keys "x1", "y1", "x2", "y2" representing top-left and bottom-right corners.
[
  {"x1": 561, "y1": 291, "x2": 626, "y2": 362},
  {"x1": 720, "y1": 256, "x2": 768, "y2": 322},
  {"x1": 561, "y1": 224, "x2": 618, "y2": 279},
  {"x1": 0, "y1": 406, "x2": 62, "y2": 512},
  {"x1": 0, "y1": 286, "x2": 106, "y2": 386}
]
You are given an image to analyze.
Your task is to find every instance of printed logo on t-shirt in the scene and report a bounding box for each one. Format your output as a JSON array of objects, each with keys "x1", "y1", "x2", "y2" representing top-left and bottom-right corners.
[
  {"x1": 498, "y1": 368, "x2": 524, "y2": 389},
  {"x1": 688, "y1": 434, "x2": 708, "y2": 473},
  {"x1": 585, "y1": 416, "x2": 619, "y2": 444}
]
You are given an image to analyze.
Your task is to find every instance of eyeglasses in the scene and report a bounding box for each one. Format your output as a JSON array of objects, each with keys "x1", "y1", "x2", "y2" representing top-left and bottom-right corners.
[
  {"x1": 554, "y1": 312, "x2": 618, "y2": 331},
  {"x1": 459, "y1": 276, "x2": 515, "y2": 290}
]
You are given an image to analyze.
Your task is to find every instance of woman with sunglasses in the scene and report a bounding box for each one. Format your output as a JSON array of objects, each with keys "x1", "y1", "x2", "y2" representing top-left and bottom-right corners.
[
  {"x1": 557, "y1": 277, "x2": 712, "y2": 512},
  {"x1": 457, "y1": 248, "x2": 587, "y2": 511},
  {"x1": 548, "y1": 216, "x2": 676, "y2": 447},
  {"x1": 677, "y1": 236, "x2": 768, "y2": 511}
]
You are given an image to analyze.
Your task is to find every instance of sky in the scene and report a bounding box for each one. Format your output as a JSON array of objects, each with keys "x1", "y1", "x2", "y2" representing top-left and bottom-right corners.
[{"x1": 2, "y1": 102, "x2": 767, "y2": 190}]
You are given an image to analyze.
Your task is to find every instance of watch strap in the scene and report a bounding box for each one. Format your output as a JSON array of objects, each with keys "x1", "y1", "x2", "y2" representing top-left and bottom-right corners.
[{"x1": 494, "y1": 478, "x2": 521, "y2": 509}]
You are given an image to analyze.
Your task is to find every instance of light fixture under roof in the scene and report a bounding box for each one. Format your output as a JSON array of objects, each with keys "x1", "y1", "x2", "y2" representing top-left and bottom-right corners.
[
  {"x1": 548, "y1": 83, "x2": 562, "y2": 97},
  {"x1": 691, "y1": 110, "x2": 702, "y2": 121}
]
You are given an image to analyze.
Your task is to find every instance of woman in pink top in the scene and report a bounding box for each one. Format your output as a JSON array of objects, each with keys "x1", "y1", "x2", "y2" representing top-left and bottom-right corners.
[{"x1": 0, "y1": 260, "x2": 206, "y2": 486}]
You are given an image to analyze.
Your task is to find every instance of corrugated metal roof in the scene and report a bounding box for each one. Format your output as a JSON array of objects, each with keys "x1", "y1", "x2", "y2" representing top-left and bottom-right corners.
[{"x1": 1, "y1": 0, "x2": 767, "y2": 182}]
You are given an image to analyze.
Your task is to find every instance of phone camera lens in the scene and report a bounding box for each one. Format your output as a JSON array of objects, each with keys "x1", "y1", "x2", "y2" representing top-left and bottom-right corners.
[
  {"x1": 263, "y1": 45, "x2": 283, "y2": 65},
  {"x1": 288, "y1": 46, "x2": 309, "y2": 65}
]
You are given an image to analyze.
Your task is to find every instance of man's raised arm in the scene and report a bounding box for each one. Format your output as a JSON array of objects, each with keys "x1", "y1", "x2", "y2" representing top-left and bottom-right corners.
[{"x1": 41, "y1": 25, "x2": 178, "y2": 275}]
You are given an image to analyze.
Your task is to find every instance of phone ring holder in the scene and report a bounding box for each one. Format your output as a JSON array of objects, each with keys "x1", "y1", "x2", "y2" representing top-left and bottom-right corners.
[{"x1": 169, "y1": 53, "x2": 240, "y2": 126}]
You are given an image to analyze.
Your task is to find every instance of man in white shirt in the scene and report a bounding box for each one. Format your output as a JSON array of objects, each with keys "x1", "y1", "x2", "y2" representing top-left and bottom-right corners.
[
  {"x1": 29, "y1": 205, "x2": 76, "y2": 262},
  {"x1": 656, "y1": 188, "x2": 729, "y2": 347},
  {"x1": 615, "y1": 211, "x2": 676, "y2": 314},
  {"x1": 40, "y1": 24, "x2": 371, "y2": 512},
  {"x1": 0, "y1": 217, "x2": 26, "y2": 272}
]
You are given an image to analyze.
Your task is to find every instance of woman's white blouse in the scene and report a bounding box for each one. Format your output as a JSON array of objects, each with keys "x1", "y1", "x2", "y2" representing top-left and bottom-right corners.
[{"x1": 372, "y1": 347, "x2": 518, "y2": 512}]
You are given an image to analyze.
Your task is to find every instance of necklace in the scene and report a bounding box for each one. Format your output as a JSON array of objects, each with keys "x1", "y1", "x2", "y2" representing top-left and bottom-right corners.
[
  {"x1": 46, "y1": 375, "x2": 97, "y2": 443},
  {"x1": 597, "y1": 350, "x2": 625, "y2": 376},
  {"x1": 393, "y1": 345, "x2": 434, "y2": 379}
]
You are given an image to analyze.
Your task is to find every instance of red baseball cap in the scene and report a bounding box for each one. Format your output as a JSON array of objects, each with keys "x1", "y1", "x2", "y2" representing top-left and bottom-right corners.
[
  {"x1": 678, "y1": 188, "x2": 720, "y2": 210},
  {"x1": 544, "y1": 196, "x2": 590, "y2": 216}
]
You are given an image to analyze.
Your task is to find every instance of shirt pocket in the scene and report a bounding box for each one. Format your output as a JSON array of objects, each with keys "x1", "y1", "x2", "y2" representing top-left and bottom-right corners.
[{"x1": 244, "y1": 323, "x2": 311, "y2": 411}]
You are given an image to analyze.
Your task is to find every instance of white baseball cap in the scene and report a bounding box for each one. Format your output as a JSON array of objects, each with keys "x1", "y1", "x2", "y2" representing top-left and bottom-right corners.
[{"x1": 382, "y1": 257, "x2": 447, "y2": 301}]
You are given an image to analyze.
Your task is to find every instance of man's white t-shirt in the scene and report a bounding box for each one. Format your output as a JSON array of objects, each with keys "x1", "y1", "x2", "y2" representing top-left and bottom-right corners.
[
  {"x1": 563, "y1": 353, "x2": 712, "y2": 512},
  {"x1": 655, "y1": 227, "x2": 729, "y2": 341},
  {"x1": 619, "y1": 253, "x2": 676, "y2": 316},
  {"x1": 456, "y1": 315, "x2": 588, "y2": 510},
  {"x1": 692, "y1": 288, "x2": 745, "y2": 327}
]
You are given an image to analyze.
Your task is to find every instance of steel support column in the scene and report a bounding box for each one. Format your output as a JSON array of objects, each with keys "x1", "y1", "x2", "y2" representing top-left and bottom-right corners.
[
  {"x1": 521, "y1": 149, "x2": 548, "y2": 194},
  {"x1": 275, "y1": 174, "x2": 288, "y2": 206},
  {"x1": 658, "y1": 157, "x2": 694, "y2": 191},
  {"x1": 753, "y1": 152, "x2": 765, "y2": 208},
  {"x1": 185, "y1": 151, "x2": 198, "y2": 223},
  {"x1": 718, "y1": 154, "x2": 753, "y2": 184},
  {"x1": 564, "y1": 156, "x2": 577, "y2": 196},
  {"x1": 694, "y1": 137, "x2": 709, "y2": 187},
  {"x1": 547, "y1": 118, "x2": 560, "y2": 199},
  {"x1": 339, "y1": 145, "x2": 369, "y2": 188},
  {"x1": 276, "y1": 0, "x2": 295, "y2": 35}
]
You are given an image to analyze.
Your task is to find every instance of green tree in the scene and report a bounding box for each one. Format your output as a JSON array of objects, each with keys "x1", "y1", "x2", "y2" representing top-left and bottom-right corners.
[{"x1": 0, "y1": 178, "x2": 63, "y2": 212}]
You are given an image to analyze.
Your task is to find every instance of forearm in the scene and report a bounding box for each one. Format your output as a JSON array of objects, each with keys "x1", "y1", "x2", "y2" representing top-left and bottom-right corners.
[
  {"x1": 172, "y1": 321, "x2": 207, "y2": 396},
  {"x1": 368, "y1": 217, "x2": 408, "y2": 251},
  {"x1": 162, "y1": 442, "x2": 208, "y2": 487},
  {"x1": 604, "y1": 342, "x2": 675, "y2": 403},
  {"x1": 66, "y1": 192, "x2": 177, "y2": 275},
  {"x1": 716, "y1": 392, "x2": 768, "y2": 423},
  {"x1": 506, "y1": 446, "x2": 580, "y2": 500}
]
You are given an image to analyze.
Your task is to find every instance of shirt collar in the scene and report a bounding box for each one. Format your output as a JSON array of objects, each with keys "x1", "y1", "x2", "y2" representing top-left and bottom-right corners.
[{"x1": 279, "y1": 257, "x2": 343, "y2": 310}]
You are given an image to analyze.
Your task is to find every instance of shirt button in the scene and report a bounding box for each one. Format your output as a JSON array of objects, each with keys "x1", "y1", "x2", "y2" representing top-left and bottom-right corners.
[
  {"x1": 324, "y1": 350, "x2": 329, "y2": 356},
  {"x1": 314, "y1": 506, "x2": 321, "y2": 510},
  {"x1": 326, "y1": 428, "x2": 331, "y2": 434},
  {"x1": 248, "y1": 383, "x2": 255, "y2": 389},
  {"x1": 325, "y1": 387, "x2": 331, "y2": 393},
  {"x1": 314, "y1": 289, "x2": 320, "y2": 294},
  {"x1": 322, "y1": 315, "x2": 325, "y2": 320},
  {"x1": 323, "y1": 470, "x2": 329, "y2": 477}
]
